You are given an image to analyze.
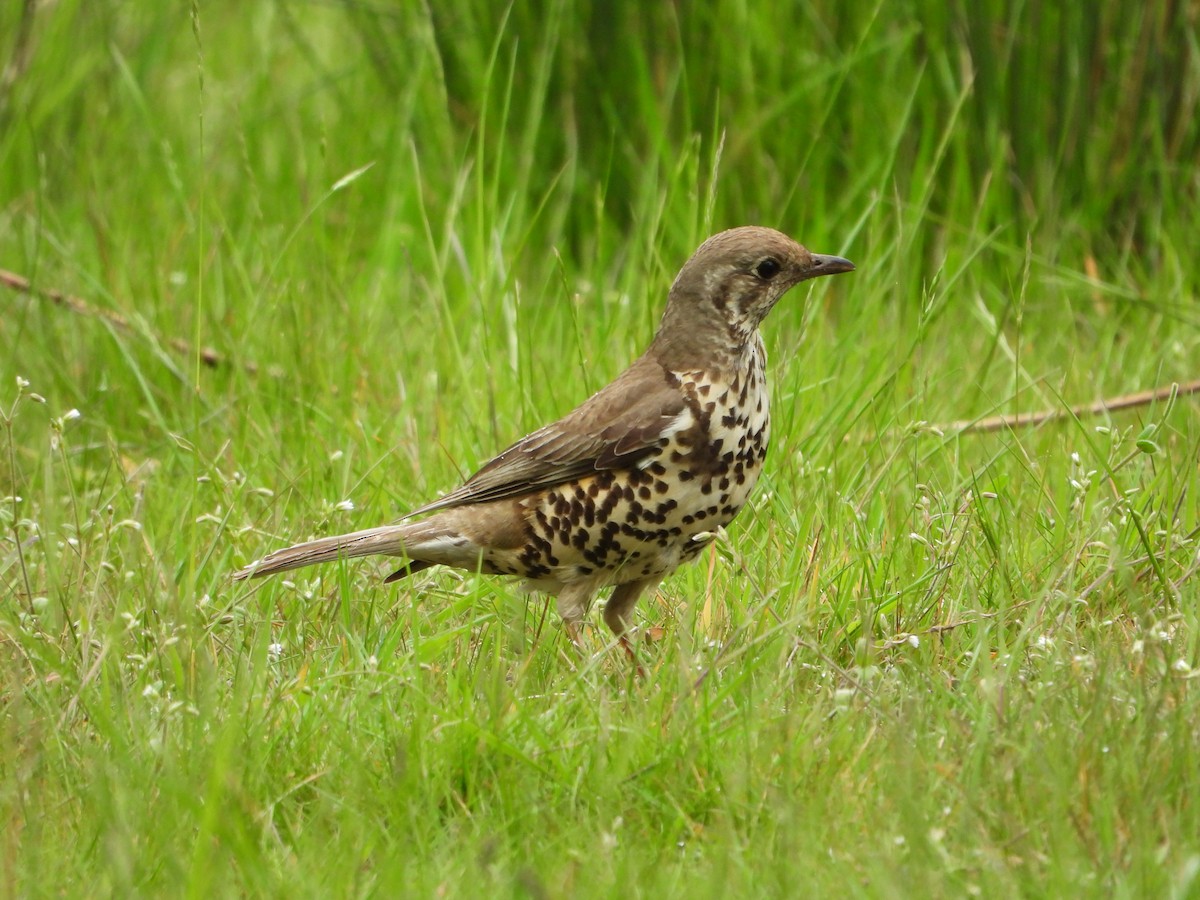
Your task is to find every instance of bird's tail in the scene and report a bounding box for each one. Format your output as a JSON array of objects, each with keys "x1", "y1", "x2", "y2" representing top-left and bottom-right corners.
[{"x1": 233, "y1": 523, "x2": 434, "y2": 581}]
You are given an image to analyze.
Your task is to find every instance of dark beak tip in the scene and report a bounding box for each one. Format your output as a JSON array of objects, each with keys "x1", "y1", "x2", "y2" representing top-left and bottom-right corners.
[{"x1": 811, "y1": 254, "x2": 855, "y2": 276}]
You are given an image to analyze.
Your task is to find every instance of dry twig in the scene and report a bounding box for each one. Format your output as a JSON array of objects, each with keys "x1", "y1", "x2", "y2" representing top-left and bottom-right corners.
[
  {"x1": 937, "y1": 379, "x2": 1200, "y2": 434},
  {"x1": 1, "y1": 267, "x2": 267, "y2": 375}
]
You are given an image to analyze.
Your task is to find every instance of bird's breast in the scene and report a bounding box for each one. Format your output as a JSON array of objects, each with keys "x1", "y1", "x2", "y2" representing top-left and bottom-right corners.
[{"x1": 660, "y1": 354, "x2": 771, "y2": 537}]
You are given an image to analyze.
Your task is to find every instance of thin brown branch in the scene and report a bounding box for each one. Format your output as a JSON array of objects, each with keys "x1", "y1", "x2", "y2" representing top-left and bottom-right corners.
[
  {"x1": 1, "y1": 266, "x2": 269, "y2": 376},
  {"x1": 939, "y1": 379, "x2": 1200, "y2": 434}
]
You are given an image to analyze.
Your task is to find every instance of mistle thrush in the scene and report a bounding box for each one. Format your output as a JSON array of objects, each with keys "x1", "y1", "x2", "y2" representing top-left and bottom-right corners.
[{"x1": 235, "y1": 227, "x2": 854, "y2": 654}]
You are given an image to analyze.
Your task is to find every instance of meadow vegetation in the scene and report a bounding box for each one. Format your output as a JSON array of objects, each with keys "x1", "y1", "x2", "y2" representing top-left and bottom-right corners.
[{"x1": 1, "y1": 1, "x2": 1198, "y2": 895}]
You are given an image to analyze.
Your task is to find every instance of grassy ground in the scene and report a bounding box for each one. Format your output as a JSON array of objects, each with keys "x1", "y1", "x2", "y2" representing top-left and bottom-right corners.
[{"x1": 2, "y1": 1, "x2": 1199, "y2": 895}]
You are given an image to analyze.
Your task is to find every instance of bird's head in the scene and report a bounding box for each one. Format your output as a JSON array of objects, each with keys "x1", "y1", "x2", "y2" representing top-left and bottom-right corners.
[{"x1": 653, "y1": 226, "x2": 854, "y2": 367}]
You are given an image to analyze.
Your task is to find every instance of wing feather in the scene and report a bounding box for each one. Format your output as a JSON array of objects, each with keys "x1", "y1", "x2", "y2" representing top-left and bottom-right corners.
[{"x1": 408, "y1": 356, "x2": 687, "y2": 516}]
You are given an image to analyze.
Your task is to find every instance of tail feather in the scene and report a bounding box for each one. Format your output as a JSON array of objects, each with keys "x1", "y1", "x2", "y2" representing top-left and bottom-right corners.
[
  {"x1": 383, "y1": 560, "x2": 436, "y2": 583},
  {"x1": 234, "y1": 524, "x2": 420, "y2": 580}
]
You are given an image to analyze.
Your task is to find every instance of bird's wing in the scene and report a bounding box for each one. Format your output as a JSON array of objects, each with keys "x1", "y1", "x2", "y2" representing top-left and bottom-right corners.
[{"x1": 407, "y1": 356, "x2": 688, "y2": 516}]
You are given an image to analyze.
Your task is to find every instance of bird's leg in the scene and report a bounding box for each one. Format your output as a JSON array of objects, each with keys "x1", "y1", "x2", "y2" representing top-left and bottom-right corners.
[
  {"x1": 604, "y1": 578, "x2": 662, "y2": 676},
  {"x1": 562, "y1": 619, "x2": 586, "y2": 651},
  {"x1": 617, "y1": 635, "x2": 644, "y2": 675},
  {"x1": 556, "y1": 584, "x2": 594, "y2": 656}
]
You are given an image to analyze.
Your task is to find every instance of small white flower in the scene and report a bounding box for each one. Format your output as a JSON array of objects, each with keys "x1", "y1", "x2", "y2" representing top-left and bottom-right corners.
[
  {"x1": 335, "y1": 499, "x2": 355, "y2": 512},
  {"x1": 1172, "y1": 659, "x2": 1192, "y2": 674},
  {"x1": 62, "y1": 408, "x2": 81, "y2": 422},
  {"x1": 268, "y1": 642, "x2": 284, "y2": 659},
  {"x1": 601, "y1": 816, "x2": 623, "y2": 850},
  {"x1": 16, "y1": 376, "x2": 30, "y2": 389}
]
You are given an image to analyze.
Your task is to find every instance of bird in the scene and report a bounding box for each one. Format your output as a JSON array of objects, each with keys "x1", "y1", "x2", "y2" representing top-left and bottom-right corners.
[{"x1": 234, "y1": 226, "x2": 854, "y2": 659}]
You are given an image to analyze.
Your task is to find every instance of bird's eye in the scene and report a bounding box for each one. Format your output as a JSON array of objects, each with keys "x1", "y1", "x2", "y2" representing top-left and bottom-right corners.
[{"x1": 754, "y1": 258, "x2": 781, "y2": 280}]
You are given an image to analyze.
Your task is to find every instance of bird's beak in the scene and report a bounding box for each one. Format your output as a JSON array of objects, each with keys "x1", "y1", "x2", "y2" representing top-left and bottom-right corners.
[{"x1": 806, "y1": 254, "x2": 856, "y2": 278}]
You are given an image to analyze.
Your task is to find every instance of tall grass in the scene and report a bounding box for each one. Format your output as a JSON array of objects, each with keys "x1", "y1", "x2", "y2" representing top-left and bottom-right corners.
[{"x1": 1, "y1": 1, "x2": 1198, "y2": 895}]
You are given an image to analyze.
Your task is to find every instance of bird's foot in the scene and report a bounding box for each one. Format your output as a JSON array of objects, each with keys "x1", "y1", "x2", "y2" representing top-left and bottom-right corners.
[
  {"x1": 619, "y1": 633, "x2": 647, "y2": 679},
  {"x1": 563, "y1": 621, "x2": 646, "y2": 677}
]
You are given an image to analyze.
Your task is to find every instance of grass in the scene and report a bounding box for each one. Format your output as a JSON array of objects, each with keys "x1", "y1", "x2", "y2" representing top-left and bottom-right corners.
[{"x1": 2, "y1": 0, "x2": 1199, "y2": 895}]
